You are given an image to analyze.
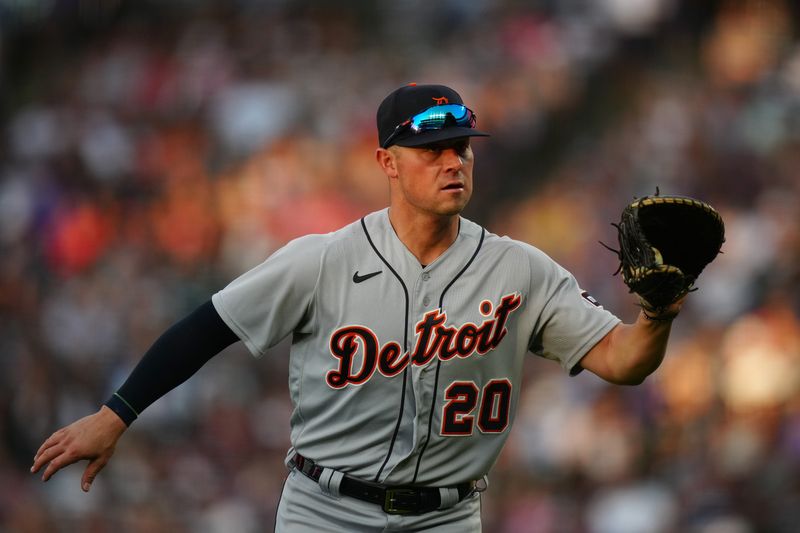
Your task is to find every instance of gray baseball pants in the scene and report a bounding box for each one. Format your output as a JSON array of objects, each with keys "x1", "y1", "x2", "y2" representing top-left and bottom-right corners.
[{"x1": 275, "y1": 468, "x2": 482, "y2": 532}]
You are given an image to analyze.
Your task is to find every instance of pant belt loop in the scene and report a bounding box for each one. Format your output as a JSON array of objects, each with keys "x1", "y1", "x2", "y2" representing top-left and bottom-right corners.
[
  {"x1": 437, "y1": 487, "x2": 460, "y2": 509},
  {"x1": 318, "y1": 467, "x2": 345, "y2": 498},
  {"x1": 284, "y1": 447, "x2": 298, "y2": 472}
]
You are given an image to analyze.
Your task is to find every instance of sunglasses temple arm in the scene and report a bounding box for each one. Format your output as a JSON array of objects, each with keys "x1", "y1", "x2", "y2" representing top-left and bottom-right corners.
[{"x1": 381, "y1": 121, "x2": 410, "y2": 149}]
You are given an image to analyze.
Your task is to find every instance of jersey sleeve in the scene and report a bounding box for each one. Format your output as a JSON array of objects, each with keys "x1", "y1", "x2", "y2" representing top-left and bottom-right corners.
[
  {"x1": 212, "y1": 233, "x2": 327, "y2": 358},
  {"x1": 525, "y1": 246, "x2": 621, "y2": 374}
]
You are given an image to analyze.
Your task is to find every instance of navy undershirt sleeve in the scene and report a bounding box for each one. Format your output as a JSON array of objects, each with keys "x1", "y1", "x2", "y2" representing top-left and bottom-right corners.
[{"x1": 104, "y1": 299, "x2": 240, "y2": 426}]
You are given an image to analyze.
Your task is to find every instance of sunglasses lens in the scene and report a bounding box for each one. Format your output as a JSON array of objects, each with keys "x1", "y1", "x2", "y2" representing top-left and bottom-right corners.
[{"x1": 409, "y1": 104, "x2": 475, "y2": 132}]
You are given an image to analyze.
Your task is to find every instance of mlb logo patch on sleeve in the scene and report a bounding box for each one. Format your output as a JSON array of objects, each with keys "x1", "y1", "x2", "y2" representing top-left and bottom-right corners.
[{"x1": 580, "y1": 290, "x2": 601, "y2": 307}]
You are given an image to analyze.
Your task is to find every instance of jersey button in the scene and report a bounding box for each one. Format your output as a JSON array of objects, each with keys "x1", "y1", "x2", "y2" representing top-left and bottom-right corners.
[
  {"x1": 422, "y1": 272, "x2": 430, "y2": 281},
  {"x1": 422, "y1": 296, "x2": 431, "y2": 306}
]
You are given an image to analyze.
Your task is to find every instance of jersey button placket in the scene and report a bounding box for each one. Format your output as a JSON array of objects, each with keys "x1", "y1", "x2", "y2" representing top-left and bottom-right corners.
[
  {"x1": 412, "y1": 270, "x2": 434, "y2": 386},
  {"x1": 421, "y1": 271, "x2": 431, "y2": 307}
]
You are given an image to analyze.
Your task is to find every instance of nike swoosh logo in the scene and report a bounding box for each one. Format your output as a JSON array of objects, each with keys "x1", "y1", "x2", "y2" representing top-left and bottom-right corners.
[{"x1": 353, "y1": 270, "x2": 383, "y2": 283}]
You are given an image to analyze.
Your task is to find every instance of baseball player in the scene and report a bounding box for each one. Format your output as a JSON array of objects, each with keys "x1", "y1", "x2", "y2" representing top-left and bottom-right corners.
[{"x1": 31, "y1": 84, "x2": 684, "y2": 532}]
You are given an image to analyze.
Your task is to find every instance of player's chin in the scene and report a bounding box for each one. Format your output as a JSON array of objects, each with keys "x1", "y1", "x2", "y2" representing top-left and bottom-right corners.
[{"x1": 436, "y1": 194, "x2": 471, "y2": 216}]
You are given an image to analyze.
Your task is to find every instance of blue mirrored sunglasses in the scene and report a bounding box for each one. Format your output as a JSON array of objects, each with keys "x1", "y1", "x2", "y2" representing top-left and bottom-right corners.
[{"x1": 382, "y1": 104, "x2": 477, "y2": 148}]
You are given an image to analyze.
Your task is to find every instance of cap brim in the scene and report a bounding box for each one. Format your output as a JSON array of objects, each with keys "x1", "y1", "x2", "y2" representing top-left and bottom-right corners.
[{"x1": 392, "y1": 127, "x2": 490, "y2": 147}]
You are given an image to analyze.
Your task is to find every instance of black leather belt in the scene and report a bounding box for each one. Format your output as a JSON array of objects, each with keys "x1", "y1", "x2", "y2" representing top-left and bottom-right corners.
[{"x1": 289, "y1": 453, "x2": 475, "y2": 515}]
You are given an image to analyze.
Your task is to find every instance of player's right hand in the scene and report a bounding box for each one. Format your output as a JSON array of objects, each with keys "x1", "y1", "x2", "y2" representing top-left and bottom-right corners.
[{"x1": 30, "y1": 405, "x2": 128, "y2": 492}]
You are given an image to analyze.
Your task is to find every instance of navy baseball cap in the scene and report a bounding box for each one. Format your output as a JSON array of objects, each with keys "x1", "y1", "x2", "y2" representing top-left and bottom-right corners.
[{"x1": 377, "y1": 83, "x2": 490, "y2": 148}]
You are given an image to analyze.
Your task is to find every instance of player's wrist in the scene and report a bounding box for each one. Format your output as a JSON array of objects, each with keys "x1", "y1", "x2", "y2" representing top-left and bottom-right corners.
[
  {"x1": 638, "y1": 294, "x2": 685, "y2": 323},
  {"x1": 639, "y1": 301, "x2": 681, "y2": 322},
  {"x1": 103, "y1": 392, "x2": 139, "y2": 427},
  {"x1": 99, "y1": 405, "x2": 130, "y2": 435},
  {"x1": 640, "y1": 308, "x2": 678, "y2": 322}
]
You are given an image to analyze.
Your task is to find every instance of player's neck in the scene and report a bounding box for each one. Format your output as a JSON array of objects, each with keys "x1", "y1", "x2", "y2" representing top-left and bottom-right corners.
[{"x1": 387, "y1": 207, "x2": 460, "y2": 266}]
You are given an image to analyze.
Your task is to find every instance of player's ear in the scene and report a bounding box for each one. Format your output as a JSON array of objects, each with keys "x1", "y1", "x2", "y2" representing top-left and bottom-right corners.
[{"x1": 376, "y1": 147, "x2": 398, "y2": 178}]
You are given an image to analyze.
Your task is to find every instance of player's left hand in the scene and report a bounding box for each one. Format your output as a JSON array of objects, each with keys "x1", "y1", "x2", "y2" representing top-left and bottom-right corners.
[{"x1": 31, "y1": 405, "x2": 127, "y2": 492}]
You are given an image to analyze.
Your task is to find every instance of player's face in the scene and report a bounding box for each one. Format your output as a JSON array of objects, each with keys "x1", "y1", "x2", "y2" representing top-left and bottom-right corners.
[{"x1": 388, "y1": 138, "x2": 474, "y2": 217}]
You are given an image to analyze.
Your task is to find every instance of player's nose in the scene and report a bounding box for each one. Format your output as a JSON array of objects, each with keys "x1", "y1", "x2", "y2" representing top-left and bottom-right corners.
[{"x1": 441, "y1": 148, "x2": 464, "y2": 172}]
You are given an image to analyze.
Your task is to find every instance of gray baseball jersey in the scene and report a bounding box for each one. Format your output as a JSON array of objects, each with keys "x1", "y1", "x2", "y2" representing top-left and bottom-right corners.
[{"x1": 212, "y1": 208, "x2": 619, "y2": 487}]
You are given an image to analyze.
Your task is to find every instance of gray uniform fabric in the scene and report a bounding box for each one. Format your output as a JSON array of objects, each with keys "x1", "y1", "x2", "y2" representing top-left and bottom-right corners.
[{"x1": 212, "y1": 208, "x2": 619, "y2": 524}]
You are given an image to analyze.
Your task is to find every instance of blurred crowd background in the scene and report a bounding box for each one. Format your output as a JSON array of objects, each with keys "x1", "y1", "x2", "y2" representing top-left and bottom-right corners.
[{"x1": 1, "y1": 0, "x2": 799, "y2": 531}]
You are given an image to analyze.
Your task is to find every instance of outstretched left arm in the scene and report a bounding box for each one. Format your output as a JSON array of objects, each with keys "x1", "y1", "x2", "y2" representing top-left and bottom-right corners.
[{"x1": 578, "y1": 300, "x2": 684, "y2": 385}]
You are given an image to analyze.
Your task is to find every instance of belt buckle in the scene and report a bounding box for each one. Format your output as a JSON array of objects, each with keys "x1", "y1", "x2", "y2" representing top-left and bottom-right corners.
[{"x1": 383, "y1": 487, "x2": 419, "y2": 515}]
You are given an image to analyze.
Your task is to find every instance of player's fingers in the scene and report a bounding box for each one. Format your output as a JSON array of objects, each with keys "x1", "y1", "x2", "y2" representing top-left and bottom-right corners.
[
  {"x1": 81, "y1": 455, "x2": 109, "y2": 492},
  {"x1": 30, "y1": 443, "x2": 65, "y2": 474},
  {"x1": 39, "y1": 456, "x2": 65, "y2": 482},
  {"x1": 33, "y1": 428, "x2": 65, "y2": 462},
  {"x1": 40, "y1": 448, "x2": 82, "y2": 482}
]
